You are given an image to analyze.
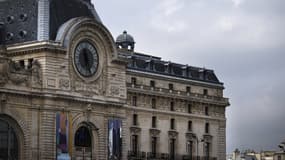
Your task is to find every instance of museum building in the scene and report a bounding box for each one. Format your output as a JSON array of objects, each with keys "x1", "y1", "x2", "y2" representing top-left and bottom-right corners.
[{"x1": 0, "y1": 0, "x2": 230, "y2": 160}]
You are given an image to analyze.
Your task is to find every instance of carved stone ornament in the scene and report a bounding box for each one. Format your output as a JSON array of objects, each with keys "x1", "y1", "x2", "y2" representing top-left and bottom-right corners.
[
  {"x1": 0, "y1": 48, "x2": 9, "y2": 86},
  {"x1": 110, "y1": 86, "x2": 120, "y2": 96},
  {"x1": 59, "y1": 79, "x2": 70, "y2": 90},
  {"x1": 31, "y1": 60, "x2": 43, "y2": 86},
  {"x1": 130, "y1": 126, "x2": 141, "y2": 134},
  {"x1": 9, "y1": 73, "x2": 29, "y2": 85},
  {"x1": 0, "y1": 49, "x2": 42, "y2": 87},
  {"x1": 150, "y1": 128, "x2": 161, "y2": 137},
  {"x1": 203, "y1": 134, "x2": 213, "y2": 142},
  {"x1": 74, "y1": 81, "x2": 100, "y2": 96},
  {"x1": 185, "y1": 131, "x2": 196, "y2": 140},
  {"x1": 168, "y1": 130, "x2": 178, "y2": 139}
]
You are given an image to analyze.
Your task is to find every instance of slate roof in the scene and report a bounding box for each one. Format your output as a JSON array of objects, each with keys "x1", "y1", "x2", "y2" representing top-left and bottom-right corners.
[
  {"x1": 0, "y1": 0, "x2": 101, "y2": 45},
  {"x1": 121, "y1": 51, "x2": 222, "y2": 85}
]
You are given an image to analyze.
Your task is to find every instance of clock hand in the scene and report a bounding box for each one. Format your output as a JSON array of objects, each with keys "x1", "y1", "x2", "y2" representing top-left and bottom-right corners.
[
  {"x1": 83, "y1": 49, "x2": 90, "y2": 70},
  {"x1": 83, "y1": 49, "x2": 93, "y2": 75}
]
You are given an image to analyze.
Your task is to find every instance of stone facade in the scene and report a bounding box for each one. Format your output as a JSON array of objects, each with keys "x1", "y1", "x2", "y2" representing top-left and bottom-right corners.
[{"x1": 0, "y1": 1, "x2": 229, "y2": 160}]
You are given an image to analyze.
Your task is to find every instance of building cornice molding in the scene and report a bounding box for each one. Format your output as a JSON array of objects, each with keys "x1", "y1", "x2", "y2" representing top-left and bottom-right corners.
[
  {"x1": 0, "y1": 88, "x2": 125, "y2": 107},
  {"x1": 6, "y1": 41, "x2": 66, "y2": 57},
  {"x1": 124, "y1": 105, "x2": 226, "y2": 121},
  {"x1": 127, "y1": 69, "x2": 225, "y2": 89},
  {"x1": 127, "y1": 87, "x2": 229, "y2": 107}
]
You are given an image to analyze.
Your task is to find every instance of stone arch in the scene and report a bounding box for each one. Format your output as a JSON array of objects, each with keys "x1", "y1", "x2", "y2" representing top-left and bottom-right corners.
[
  {"x1": 72, "y1": 113, "x2": 106, "y2": 160},
  {"x1": 0, "y1": 113, "x2": 27, "y2": 160},
  {"x1": 56, "y1": 17, "x2": 118, "y2": 62}
]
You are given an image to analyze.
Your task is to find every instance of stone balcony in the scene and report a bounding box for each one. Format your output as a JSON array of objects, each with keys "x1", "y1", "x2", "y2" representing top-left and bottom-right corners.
[{"x1": 127, "y1": 151, "x2": 217, "y2": 160}]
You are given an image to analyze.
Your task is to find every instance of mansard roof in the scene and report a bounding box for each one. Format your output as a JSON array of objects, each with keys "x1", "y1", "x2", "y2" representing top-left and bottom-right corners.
[
  {"x1": 122, "y1": 51, "x2": 222, "y2": 85},
  {"x1": 0, "y1": 0, "x2": 101, "y2": 45}
]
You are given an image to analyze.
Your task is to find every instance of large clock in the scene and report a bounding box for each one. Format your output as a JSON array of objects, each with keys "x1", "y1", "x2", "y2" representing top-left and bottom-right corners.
[{"x1": 74, "y1": 41, "x2": 99, "y2": 77}]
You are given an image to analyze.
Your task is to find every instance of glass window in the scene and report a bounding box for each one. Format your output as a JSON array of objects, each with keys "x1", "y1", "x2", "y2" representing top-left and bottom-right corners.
[
  {"x1": 188, "y1": 121, "x2": 192, "y2": 131},
  {"x1": 150, "y1": 80, "x2": 155, "y2": 88},
  {"x1": 0, "y1": 119, "x2": 18, "y2": 160},
  {"x1": 170, "y1": 101, "x2": 174, "y2": 111},
  {"x1": 186, "y1": 141, "x2": 193, "y2": 157},
  {"x1": 169, "y1": 83, "x2": 174, "y2": 90},
  {"x1": 132, "y1": 96, "x2": 137, "y2": 106},
  {"x1": 131, "y1": 77, "x2": 136, "y2": 85},
  {"x1": 151, "y1": 137, "x2": 157, "y2": 154},
  {"x1": 205, "y1": 142, "x2": 210, "y2": 159},
  {"x1": 186, "y1": 86, "x2": 191, "y2": 93},
  {"x1": 151, "y1": 98, "x2": 156, "y2": 109},
  {"x1": 170, "y1": 138, "x2": 176, "y2": 159},
  {"x1": 170, "y1": 119, "x2": 175, "y2": 130},
  {"x1": 133, "y1": 114, "x2": 138, "y2": 126},
  {"x1": 188, "y1": 104, "x2": 192, "y2": 113},
  {"x1": 205, "y1": 107, "x2": 209, "y2": 116},
  {"x1": 205, "y1": 123, "x2": 210, "y2": 134},
  {"x1": 75, "y1": 126, "x2": 92, "y2": 147},
  {"x1": 203, "y1": 89, "x2": 208, "y2": 95},
  {"x1": 152, "y1": 116, "x2": 157, "y2": 128},
  {"x1": 132, "y1": 135, "x2": 138, "y2": 153}
]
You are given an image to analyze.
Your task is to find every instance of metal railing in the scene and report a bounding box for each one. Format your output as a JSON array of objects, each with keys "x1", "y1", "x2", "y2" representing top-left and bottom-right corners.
[
  {"x1": 127, "y1": 83, "x2": 229, "y2": 105},
  {"x1": 128, "y1": 151, "x2": 217, "y2": 160}
]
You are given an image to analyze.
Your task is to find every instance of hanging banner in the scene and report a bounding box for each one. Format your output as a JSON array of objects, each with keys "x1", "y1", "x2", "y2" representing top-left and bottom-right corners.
[
  {"x1": 56, "y1": 112, "x2": 71, "y2": 160},
  {"x1": 108, "y1": 119, "x2": 122, "y2": 160}
]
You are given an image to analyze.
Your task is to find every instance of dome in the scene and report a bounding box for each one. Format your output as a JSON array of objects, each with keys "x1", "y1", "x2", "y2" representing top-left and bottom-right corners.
[
  {"x1": 116, "y1": 31, "x2": 135, "y2": 43},
  {"x1": 116, "y1": 31, "x2": 135, "y2": 51}
]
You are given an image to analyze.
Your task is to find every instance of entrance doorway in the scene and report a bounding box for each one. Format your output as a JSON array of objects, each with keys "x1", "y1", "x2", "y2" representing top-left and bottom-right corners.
[
  {"x1": 0, "y1": 119, "x2": 19, "y2": 160},
  {"x1": 74, "y1": 126, "x2": 92, "y2": 160}
]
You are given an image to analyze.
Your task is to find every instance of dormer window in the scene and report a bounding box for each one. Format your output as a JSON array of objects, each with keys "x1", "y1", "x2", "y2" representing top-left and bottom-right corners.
[
  {"x1": 205, "y1": 106, "x2": 209, "y2": 116},
  {"x1": 150, "y1": 80, "x2": 155, "y2": 88},
  {"x1": 131, "y1": 77, "x2": 136, "y2": 85},
  {"x1": 169, "y1": 83, "x2": 174, "y2": 91},
  {"x1": 186, "y1": 86, "x2": 191, "y2": 93},
  {"x1": 203, "y1": 89, "x2": 208, "y2": 95}
]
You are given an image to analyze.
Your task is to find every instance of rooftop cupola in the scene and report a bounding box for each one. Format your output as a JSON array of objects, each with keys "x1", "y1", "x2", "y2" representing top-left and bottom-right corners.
[{"x1": 116, "y1": 30, "x2": 135, "y2": 51}]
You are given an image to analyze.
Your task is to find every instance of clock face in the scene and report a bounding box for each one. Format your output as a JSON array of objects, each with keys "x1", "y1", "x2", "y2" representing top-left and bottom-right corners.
[{"x1": 74, "y1": 41, "x2": 99, "y2": 77}]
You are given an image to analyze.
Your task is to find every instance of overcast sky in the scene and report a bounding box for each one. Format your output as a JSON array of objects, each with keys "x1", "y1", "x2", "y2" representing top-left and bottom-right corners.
[{"x1": 92, "y1": 0, "x2": 285, "y2": 153}]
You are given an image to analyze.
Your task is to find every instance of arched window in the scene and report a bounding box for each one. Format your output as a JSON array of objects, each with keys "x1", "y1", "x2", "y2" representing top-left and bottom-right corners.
[
  {"x1": 74, "y1": 126, "x2": 92, "y2": 147},
  {"x1": 0, "y1": 119, "x2": 19, "y2": 160}
]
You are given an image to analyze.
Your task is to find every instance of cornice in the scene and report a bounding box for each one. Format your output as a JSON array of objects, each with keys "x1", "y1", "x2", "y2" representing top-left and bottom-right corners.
[
  {"x1": 0, "y1": 88, "x2": 125, "y2": 107},
  {"x1": 127, "y1": 86, "x2": 229, "y2": 107},
  {"x1": 124, "y1": 105, "x2": 226, "y2": 121},
  {"x1": 6, "y1": 41, "x2": 66, "y2": 57},
  {"x1": 127, "y1": 69, "x2": 225, "y2": 89}
]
